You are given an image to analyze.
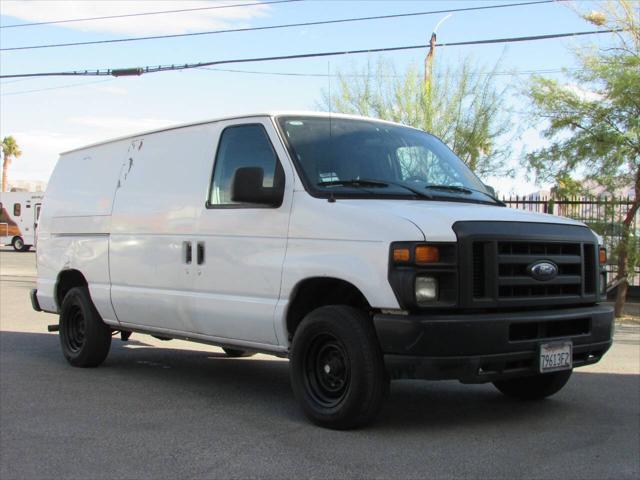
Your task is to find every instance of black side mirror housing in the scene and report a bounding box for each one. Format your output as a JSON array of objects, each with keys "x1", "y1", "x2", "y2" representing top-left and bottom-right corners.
[
  {"x1": 231, "y1": 167, "x2": 283, "y2": 206},
  {"x1": 484, "y1": 184, "x2": 497, "y2": 197}
]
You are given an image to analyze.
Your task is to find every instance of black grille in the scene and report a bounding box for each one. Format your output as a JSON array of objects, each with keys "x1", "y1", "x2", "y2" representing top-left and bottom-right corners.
[
  {"x1": 583, "y1": 244, "x2": 596, "y2": 294},
  {"x1": 494, "y1": 240, "x2": 583, "y2": 299},
  {"x1": 472, "y1": 242, "x2": 486, "y2": 298},
  {"x1": 456, "y1": 222, "x2": 600, "y2": 309},
  {"x1": 509, "y1": 318, "x2": 590, "y2": 341}
]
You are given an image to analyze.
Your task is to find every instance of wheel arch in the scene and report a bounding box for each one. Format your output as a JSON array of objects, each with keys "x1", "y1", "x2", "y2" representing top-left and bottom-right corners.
[
  {"x1": 285, "y1": 277, "x2": 371, "y2": 341},
  {"x1": 55, "y1": 269, "x2": 88, "y2": 309}
]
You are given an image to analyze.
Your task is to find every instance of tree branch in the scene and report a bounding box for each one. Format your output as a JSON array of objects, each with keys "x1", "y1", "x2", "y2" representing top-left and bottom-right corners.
[{"x1": 623, "y1": 168, "x2": 640, "y2": 227}]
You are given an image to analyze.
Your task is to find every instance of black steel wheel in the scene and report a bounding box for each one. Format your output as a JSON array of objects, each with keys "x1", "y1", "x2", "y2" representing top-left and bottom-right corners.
[
  {"x1": 290, "y1": 305, "x2": 389, "y2": 429},
  {"x1": 59, "y1": 286, "x2": 112, "y2": 367},
  {"x1": 62, "y1": 303, "x2": 86, "y2": 354},
  {"x1": 493, "y1": 370, "x2": 572, "y2": 400},
  {"x1": 304, "y1": 333, "x2": 350, "y2": 408},
  {"x1": 222, "y1": 348, "x2": 255, "y2": 358}
]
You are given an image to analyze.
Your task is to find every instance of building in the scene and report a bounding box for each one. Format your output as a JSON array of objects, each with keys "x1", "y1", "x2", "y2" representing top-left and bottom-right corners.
[{"x1": 6, "y1": 179, "x2": 47, "y2": 192}]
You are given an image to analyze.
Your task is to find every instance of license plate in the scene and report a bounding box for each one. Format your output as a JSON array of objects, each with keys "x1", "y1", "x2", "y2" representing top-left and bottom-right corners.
[{"x1": 539, "y1": 341, "x2": 572, "y2": 373}]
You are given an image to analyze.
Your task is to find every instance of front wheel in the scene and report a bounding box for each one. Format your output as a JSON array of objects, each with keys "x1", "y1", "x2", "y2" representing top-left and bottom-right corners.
[
  {"x1": 290, "y1": 305, "x2": 389, "y2": 430},
  {"x1": 59, "y1": 287, "x2": 112, "y2": 367},
  {"x1": 493, "y1": 370, "x2": 572, "y2": 400}
]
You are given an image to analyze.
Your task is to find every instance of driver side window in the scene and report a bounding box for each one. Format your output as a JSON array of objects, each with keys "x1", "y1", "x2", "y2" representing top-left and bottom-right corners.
[{"x1": 208, "y1": 124, "x2": 283, "y2": 207}]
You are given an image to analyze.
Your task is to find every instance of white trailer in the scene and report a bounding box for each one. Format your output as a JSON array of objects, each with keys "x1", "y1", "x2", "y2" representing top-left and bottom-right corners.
[{"x1": 0, "y1": 191, "x2": 44, "y2": 251}]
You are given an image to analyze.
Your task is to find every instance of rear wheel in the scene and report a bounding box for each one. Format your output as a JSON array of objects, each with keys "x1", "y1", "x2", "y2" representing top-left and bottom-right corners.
[
  {"x1": 59, "y1": 286, "x2": 112, "y2": 367},
  {"x1": 290, "y1": 305, "x2": 389, "y2": 430},
  {"x1": 493, "y1": 370, "x2": 572, "y2": 400},
  {"x1": 222, "y1": 348, "x2": 255, "y2": 358},
  {"x1": 12, "y1": 236, "x2": 29, "y2": 252}
]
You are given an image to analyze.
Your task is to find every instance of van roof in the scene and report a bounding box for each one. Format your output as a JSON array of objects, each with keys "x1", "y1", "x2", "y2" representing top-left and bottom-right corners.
[{"x1": 60, "y1": 111, "x2": 417, "y2": 154}]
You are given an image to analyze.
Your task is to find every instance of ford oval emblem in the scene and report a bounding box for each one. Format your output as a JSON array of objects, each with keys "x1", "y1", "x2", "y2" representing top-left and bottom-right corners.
[{"x1": 528, "y1": 261, "x2": 559, "y2": 281}]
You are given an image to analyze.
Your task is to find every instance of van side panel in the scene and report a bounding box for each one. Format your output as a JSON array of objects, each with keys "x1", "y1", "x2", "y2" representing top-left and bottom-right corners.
[
  {"x1": 36, "y1": 141, "x2": 129, "y2": 320},
  {"x1": 274, "y1": 191, "x2": 425, "y2": 345},
  {"x1": 36, "y1": 234, "x2": 113, "y2": 320},
  {"x1": 109, "y1": 125, "x2": 216, "y2": 332},
  {"x1": 40, "y1": 143, "x2": 128, "y2": 220}
]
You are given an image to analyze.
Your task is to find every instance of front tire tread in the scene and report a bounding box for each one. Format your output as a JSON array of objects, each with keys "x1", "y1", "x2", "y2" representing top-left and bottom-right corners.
[
  {"x1": 493, "y1": 370, "x2": 572, "y2": 400},
  {"x1": 290, "y1": 305, "x2": 389, "y2": 430}
]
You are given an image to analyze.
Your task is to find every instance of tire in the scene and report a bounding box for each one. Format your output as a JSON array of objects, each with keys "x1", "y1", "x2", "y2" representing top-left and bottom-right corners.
[
  {"x1": 290, "y1": 305, "x2": 389, "y2": 430},
  {"x1": 493, "y1": 370, "x2": 572, "y2": 400},
  {"x1": 12, "y1": 237, "x2": 29, "y2": 252},
  {"x1": 59, "y1": 286, "x2": 112, "y2": 367},
  {"x1": 222, "y1": 348, "x2": 255, "y2": 358},
  {"x1": 152, "y1": 335, "x2": 172, "y2": 341}
]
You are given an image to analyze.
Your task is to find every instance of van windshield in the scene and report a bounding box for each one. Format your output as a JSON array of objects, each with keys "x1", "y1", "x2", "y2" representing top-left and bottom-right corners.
[{"x1": 277, "y1": 116, "x2": 498, "y2": 204}]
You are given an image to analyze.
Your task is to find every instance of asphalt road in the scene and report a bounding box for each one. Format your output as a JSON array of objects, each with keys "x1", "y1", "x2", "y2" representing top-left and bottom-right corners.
[{"x1": 1, "y1": 249, "x2": 639, "y2": 480}]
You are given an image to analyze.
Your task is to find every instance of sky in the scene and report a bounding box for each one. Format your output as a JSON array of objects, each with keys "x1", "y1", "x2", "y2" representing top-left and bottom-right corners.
[{"x1": 0, "y1": 0, "x2": 619, "y2": 195}]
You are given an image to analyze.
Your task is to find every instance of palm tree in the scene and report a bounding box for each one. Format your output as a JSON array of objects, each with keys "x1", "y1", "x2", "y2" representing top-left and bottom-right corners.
[{"x1": 2, "y1": 136, "x2": 22, "y2": 192}]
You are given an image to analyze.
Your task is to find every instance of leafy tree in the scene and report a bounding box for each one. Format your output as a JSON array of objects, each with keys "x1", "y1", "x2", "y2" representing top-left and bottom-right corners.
[
  {"x1": 526, "y1": 0, "x2": 639, "y2": 317},
  {"x1": 1, "y1": 136, "x2": 22, "y2": 193},
  {"x1": 318, "y1": 57, "x2": 514, "y2": 179}
]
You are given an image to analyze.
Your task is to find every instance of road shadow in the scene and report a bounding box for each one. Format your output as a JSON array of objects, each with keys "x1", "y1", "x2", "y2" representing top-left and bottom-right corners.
[
  {"x1": 0, "y1": 329, "x2": 298, "y2": 421},
  {"x1": 1, "y1": 330, "x2": 638, "y2": 432}
]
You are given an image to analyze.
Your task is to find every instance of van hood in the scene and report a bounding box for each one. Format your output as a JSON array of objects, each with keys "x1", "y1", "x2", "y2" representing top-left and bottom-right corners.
[{"x1": 338, "y1": 199, "x2": 585, "y2": 242}]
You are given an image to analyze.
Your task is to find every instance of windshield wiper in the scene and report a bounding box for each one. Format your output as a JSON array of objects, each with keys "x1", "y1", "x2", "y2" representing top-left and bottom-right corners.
[
  {"x1": 425, "y1": 184, "x2": 473, "y2": 194},
  {"x1": 318, "y1": 179, "x2": 434, "y2": 200},
  {"x1": 424, "y1": 184, "x2": 505, "y2": 206},
  {"x1": 318, "y1": 179, "x2": 389, "y2": 188}
]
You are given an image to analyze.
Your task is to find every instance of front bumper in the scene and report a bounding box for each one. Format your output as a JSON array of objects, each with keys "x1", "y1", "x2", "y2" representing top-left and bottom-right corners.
[{"x1": 374, "y1": 305, "x2": 614, "y2": 383}]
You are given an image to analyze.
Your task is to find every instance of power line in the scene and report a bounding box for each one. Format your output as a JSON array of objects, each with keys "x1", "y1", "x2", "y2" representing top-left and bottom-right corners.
[
  {"x1": 0, "y1": 79, "x2": 114, "y2": 96},
  {"x1": 1, "y1": 0, "x2": 560, "y2": 52},
  {"x1": 200, "y1": 66, "x2": 578, "y2": 78},
  {"x1": 0, "y1": 77, "x2": 37, "y2": 85},
  {"x1": 0, "y1": 0, "x2": 302, "y2": 29},
  {"x1": 0, "y1": 67, "x2": 580, "y2": 96},
  {"x1": 0, "y1": 29, "x2": 617, "y2": 79}
]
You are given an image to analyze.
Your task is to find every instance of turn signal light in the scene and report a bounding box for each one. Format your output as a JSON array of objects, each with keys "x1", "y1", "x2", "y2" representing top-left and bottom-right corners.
[
  {"x1": 415, "y1": 245, "x2": 440, "y2": 264},
  {"x1": 393, "y1": 247, "x2": 411, "y2": 262},
  {"x1": 599, "y1": 247, "x2": 607, "y2": 264}
]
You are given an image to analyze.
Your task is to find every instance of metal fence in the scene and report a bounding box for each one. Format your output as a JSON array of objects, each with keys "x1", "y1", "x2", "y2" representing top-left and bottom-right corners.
[{"x1": 503, "y1": 196, "x2": 639, "y2": 286}]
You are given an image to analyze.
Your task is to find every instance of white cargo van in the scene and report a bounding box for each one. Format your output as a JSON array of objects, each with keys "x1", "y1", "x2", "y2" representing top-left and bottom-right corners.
[
  {"x1": 0, "y1": 191, "x2": 44, "y2": 251},
  {"x1": 31, "y1": 112, "x2": 613, "y2": 429}
]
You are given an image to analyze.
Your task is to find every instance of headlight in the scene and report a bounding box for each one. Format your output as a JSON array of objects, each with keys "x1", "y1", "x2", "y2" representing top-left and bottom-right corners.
[
  {"x1": 599, "y1": 247, "x2": 607, "y2": 298},
  {"x1": 388, "y1": 242, "x2": 457, "y2": 309},
  {"x1": 392, "y1": 244, "x2": 440, "y2": 264},
  {"x1": 415, "y1": 276, "x2": 438, "y2": 304}
]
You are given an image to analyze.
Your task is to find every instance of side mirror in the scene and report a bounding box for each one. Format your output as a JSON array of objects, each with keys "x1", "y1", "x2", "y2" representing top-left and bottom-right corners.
[
  {"x1": 484, "y1": 184, "x2": 497, "y2": 197},
  {"x1": 231, "y1": 167, "x2": 282, "y2": 206}
]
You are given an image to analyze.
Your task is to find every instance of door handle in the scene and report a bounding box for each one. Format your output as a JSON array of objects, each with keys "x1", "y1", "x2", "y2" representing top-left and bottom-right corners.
[
  {"x1": 197, "y1": 241, "x2": 205, "y2": 265},
  {"x1": 183, "y1": 241, "x2": 192, "y2": 264}
]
